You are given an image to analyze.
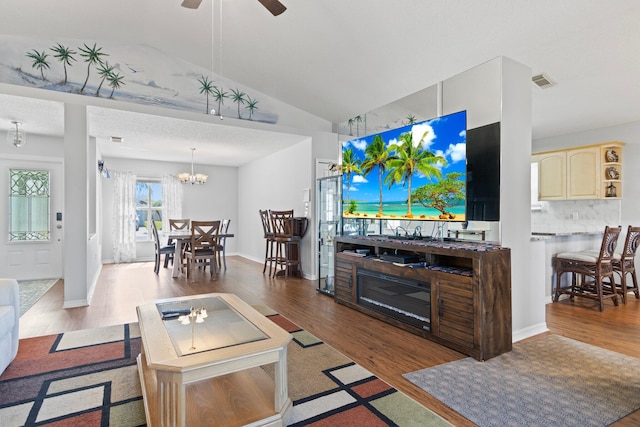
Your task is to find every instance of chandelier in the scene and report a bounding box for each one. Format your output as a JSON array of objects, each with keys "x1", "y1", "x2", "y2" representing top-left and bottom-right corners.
[
  {"x1": 7, "y1": 121, "x2": 26, "y2": 147},
  {"x1": 178, "y1": 148, "x2": 208, "y2": 185}
]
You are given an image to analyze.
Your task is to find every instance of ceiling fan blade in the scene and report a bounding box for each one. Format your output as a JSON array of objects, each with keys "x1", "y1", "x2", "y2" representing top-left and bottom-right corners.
[
  {"x1": 181, "y1": 0, "x2": 203, "y2": 9},
  {"x1": 257, "y1": 0, "x2": 286, "y2": 16}
]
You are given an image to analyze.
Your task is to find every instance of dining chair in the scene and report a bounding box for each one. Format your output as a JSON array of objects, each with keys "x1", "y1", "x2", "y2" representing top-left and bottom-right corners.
[
  {"x1": 216, "y1": 219, "x2": 231, "y2": 270},
  {"x1": 168, "y1": 218, "x2": 190, "y2": 271},
  {"x1": 259, "y1": 210, "x2": 276, "y2": 276},
  {"x1": 554, "y1": 226, "x2": 621, "y2": 311},
  {"x1": 270, "y1": 209, "x2": 301, "y2": 279},
  {"x1": 151, "y1": 221, "x2": 175, "y2": 275},
  {"x1": 184, "y1": 220, "x2": 220, "y2": 279},
  {"x1": 612, "y1": 225, "x2": 640, "y2": 303}
]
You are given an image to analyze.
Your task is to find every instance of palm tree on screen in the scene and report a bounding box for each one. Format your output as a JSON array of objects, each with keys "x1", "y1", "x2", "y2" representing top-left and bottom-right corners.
[
  {"x1": 361, "y1": 134, "x2": 392, "y2": 216},
  {"x1": 198, "y1": 76, "x2": 214, "y2": 114},
  {"x1": 26, "y1": 49, "x2": 50, "y2": 81},
  {"x1": 385, "y1": 130, "x2": 444, "y2": 217},
  {"x1": 230, "y1": 88, "x2": 247, "y2": 119},
  {"x1": 50, "y1": 43, "x2": 76, "y2": 85},
  {"x1": 79, "y1": 43, "x2": 108, "y2": 93},
  {"x1": 245, "y1": 96, "x2": 259, "y2": 120},
  {"x1": 342, "y1": 148, "x2": 362, "y2": 206}
]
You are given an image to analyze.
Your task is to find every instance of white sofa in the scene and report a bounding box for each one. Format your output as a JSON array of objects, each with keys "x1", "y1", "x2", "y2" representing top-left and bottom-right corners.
[{"x1": 0, "y1": 278, "x2": 19, "y2": 375}]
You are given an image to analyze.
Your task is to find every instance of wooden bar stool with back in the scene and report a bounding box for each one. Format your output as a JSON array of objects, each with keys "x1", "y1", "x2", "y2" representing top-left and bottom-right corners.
[
  {"x1": 270, "y1": 210, "x2": 301, "y2": 279},
  {"x1": 554, "y1": 226, "x2": 621, "y2": 311},
  {"x1": 259, "y1": 210, "x2": 276, "y2": 276}
]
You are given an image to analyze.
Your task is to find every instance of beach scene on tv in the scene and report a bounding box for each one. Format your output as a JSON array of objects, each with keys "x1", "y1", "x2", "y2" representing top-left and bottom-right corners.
[{"x1": 342, "y1": 110, "x2": 467, "y2": 221}]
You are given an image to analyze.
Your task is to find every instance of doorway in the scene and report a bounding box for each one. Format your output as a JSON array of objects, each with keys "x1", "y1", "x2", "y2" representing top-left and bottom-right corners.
[{"x1": 0, "y1": 158, "x2": 63, "y2": 280}]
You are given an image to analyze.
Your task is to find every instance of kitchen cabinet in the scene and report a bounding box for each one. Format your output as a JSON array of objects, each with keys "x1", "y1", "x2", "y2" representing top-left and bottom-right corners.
[
  {"x1": 334, "y1": 235, "x2": 512, "y2": 361},
  {"x1": 533, "y1": 142, "x2": 624, "y2": 200},
  {"x1": 533, "y1": 151, "x2": 566, "y2": 200}
]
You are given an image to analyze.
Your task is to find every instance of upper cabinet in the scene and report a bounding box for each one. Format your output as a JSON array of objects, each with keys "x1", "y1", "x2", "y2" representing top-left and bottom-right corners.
[
  {"x1": 533, "y1": 142, "x2": 624, "y2": 200},
  {"x1": 533, "y1": 151, "x2": 566, "y2": 200}
]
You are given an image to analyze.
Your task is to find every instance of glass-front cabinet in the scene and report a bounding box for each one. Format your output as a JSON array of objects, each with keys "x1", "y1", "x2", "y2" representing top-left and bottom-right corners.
[{"x1": 317, "y1": 176, "x2": 342, "y2": 295}]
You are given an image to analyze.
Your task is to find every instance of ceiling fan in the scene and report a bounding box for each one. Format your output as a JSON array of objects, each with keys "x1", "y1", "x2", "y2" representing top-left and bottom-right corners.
[{"x1": 181, "y1": 0, "x2": 286, "y2": 16}]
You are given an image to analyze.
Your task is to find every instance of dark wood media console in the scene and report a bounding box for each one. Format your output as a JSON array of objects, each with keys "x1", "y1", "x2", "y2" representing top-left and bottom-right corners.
[{"x1": 334, "y1": 235, "x2": 512, "y2": 360}]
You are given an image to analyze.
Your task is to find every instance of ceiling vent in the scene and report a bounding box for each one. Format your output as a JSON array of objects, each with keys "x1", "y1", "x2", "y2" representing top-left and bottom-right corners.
[
  {"x1": 110, "y1": 136, "x2": 124, "y2": 143},
  {"x1": 532, "y1": 73, "x2": 556, "y2": 89}
]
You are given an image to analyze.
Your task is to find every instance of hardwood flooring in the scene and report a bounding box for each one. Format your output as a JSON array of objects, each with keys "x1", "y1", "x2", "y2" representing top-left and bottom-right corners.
[{"x1": 19, "y1": 256, "x2": 640, "y2": 426}]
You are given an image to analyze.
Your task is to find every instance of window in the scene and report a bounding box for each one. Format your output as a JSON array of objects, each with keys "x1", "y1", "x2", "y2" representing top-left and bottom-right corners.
[
  {"x1": 136, "y1": 180, "x2": 163, "y2": 241},
  {"x1": 9, "y1": 169, "x2": 51, "y2": 241}
]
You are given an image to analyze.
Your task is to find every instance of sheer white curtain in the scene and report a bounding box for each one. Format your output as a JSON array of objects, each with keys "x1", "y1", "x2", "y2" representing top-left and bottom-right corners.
[
  {"x1": 162, "y1": 174, "x2": 183, "y2": 233},
  {"x1": 112, "y1": 170, "x2": 137, "y2": 263}
]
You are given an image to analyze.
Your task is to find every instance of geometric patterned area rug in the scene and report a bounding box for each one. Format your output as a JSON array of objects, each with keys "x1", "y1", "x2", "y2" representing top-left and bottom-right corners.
[
  {"x1": 253, "y1": 305, "x2": 450, "y2": 427},
  {"x1": 404, "y1": 334, "x2": 640, "y2": 427},
  {"x1": 17, "y1": 279, "x2": 59, "y2": 317},
  {"x1": 0, "y1": 323, "x2": 144, "y2": 427},
  {"x1": 0, "y1": 306, "x2": 450, "y2": 426}
]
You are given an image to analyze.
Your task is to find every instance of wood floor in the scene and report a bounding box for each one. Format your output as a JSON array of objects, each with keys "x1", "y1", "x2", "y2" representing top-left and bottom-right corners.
[{"x1": 19, "y1": 256, "x2": 640, "y2": 426}]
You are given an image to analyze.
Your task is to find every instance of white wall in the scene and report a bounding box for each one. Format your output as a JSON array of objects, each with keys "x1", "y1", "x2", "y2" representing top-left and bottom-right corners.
[
  {"x1": 238, "y1": 138, "x2": 314, "y2": 276},
  {"x1": 100, "y1": 157, "x2": 238, "y2": 263},
  {"x1": 443, "y1": 57, "x2": 543, "y2": 340}
]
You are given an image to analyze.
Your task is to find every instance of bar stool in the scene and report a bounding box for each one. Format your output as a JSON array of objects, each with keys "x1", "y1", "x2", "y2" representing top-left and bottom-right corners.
[
  {"x1": 613, "y1": 225, "x2": 640, "y2": 303},
  {"x1": 270, "y1": 209, "x2": 301, "y2": 279},
  {"x1": 554, "y1": 226, "x2": 621, "y2": 311},
  {"x1": 259, "y1": 210, "x2": 276, "y2": 275}
]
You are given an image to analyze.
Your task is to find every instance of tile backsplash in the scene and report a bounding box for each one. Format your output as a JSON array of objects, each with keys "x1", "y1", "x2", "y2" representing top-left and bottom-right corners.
[{"x1": 531, "y1": 199, "x2": 621, "y2": 233}]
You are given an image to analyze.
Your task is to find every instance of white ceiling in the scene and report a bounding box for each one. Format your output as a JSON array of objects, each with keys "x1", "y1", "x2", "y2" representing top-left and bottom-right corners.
[{"x1": 2, "y1": 0, "x2": 640, "y2": 165}]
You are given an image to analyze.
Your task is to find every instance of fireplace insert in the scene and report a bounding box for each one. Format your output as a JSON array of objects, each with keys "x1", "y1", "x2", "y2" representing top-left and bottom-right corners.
[{"x1": 357, "y1": 269, "x2": 431, "y2": 331}]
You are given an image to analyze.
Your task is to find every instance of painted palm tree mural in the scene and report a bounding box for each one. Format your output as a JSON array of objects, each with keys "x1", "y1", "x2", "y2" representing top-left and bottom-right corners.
[
  {"x1": 342, "y1": 110, "x2": 467, "y2": 220},
  {"x1": 230, "y1": 88, "x2": 247, "y2": 119},
  {"x1": 107, "y1": 72, "x2": 125, "y2": 98},
  {"x1": 26, "y1": 49, "x2": 50, "y2": 80},
  {"x1": 198, "y1": 75, "x2": 215, "y2": 114},
  {"x1": 78, "y1": 43, "x2": 108, "y2": 93},
  {"x1": 212, "y1": 86, "x2": 229, "y2": 117},
  {"x1": 245, "y1": 95, "x2": 259, "y2": 120},
  {"x1": 50, "y1": 43, "x2": 76, "y2": 84},
  {"x1": 95, "y1": 62, "x2": 114, "y2": 97},
  {"x1": 12, "y1": 37, "x2": 276, "y2": 123}
]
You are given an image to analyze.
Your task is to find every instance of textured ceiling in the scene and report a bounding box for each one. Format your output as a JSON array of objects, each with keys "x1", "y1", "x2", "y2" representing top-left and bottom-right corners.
[{"x1": 1, "y1": 0, "x2": 640, "y2": 164}]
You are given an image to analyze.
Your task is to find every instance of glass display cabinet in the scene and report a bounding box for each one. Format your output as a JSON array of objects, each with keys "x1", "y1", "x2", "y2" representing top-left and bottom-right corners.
[{"x1": 317, "y1": 176, "x2": 342, "y2": 295}]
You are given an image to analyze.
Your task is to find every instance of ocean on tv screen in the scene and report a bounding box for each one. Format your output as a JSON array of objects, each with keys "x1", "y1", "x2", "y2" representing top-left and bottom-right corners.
[{"x1": 342, "y1": 110, "x2": 467, "y2": 221}]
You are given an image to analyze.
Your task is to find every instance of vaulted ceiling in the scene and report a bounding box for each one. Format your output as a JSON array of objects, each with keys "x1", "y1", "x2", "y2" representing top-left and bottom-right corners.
[{"x1": 2, "y1": 0, "x2": 640, "y2": 164}]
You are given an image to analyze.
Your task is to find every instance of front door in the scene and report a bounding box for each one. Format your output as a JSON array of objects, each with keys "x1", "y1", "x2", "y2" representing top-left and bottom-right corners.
[{"x1": 0, "y1": 158, "x2": 64, "y2": 280}]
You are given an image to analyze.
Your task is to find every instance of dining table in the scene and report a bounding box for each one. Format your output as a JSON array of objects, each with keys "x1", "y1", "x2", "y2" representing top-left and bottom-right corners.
[{"x1": 167, "y1": 230, "x2": 235, "y2": 278}]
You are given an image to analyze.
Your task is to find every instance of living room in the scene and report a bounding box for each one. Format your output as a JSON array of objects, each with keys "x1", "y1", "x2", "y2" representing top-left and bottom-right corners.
[{"x1": 1, "y1": 2, "x2": 640, "y2": 425}]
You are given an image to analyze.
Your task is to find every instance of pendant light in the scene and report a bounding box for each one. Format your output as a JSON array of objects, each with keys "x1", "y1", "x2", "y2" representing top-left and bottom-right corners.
[
  {"x1": 178, "y1": 148, "x2": 208, "y2": 185},
  {"x1": 7, "y1": 121, "x2": 26, "y2": 147}
]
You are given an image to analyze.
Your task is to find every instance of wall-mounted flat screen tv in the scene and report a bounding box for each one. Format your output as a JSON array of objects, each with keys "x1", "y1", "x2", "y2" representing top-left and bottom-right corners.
[{"x1": 342, "y1": 110, "x2": 467, "y2": 221}]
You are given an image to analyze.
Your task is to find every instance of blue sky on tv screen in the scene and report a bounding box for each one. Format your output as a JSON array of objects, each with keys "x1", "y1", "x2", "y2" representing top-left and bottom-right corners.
[{"x1": 342, "y1": 110, "x2": 467, "y2": 204}]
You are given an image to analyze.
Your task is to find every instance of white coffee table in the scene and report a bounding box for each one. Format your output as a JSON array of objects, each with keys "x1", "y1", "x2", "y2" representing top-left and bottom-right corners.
[{"x1": 136, "y1": 293, "x2": 292, "y2": 427}]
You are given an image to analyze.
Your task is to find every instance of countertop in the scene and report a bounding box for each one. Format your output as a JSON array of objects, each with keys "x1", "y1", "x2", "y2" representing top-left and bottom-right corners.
[{"x1": 530, "y1": 230, "x2": 603, "y2": 240}]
